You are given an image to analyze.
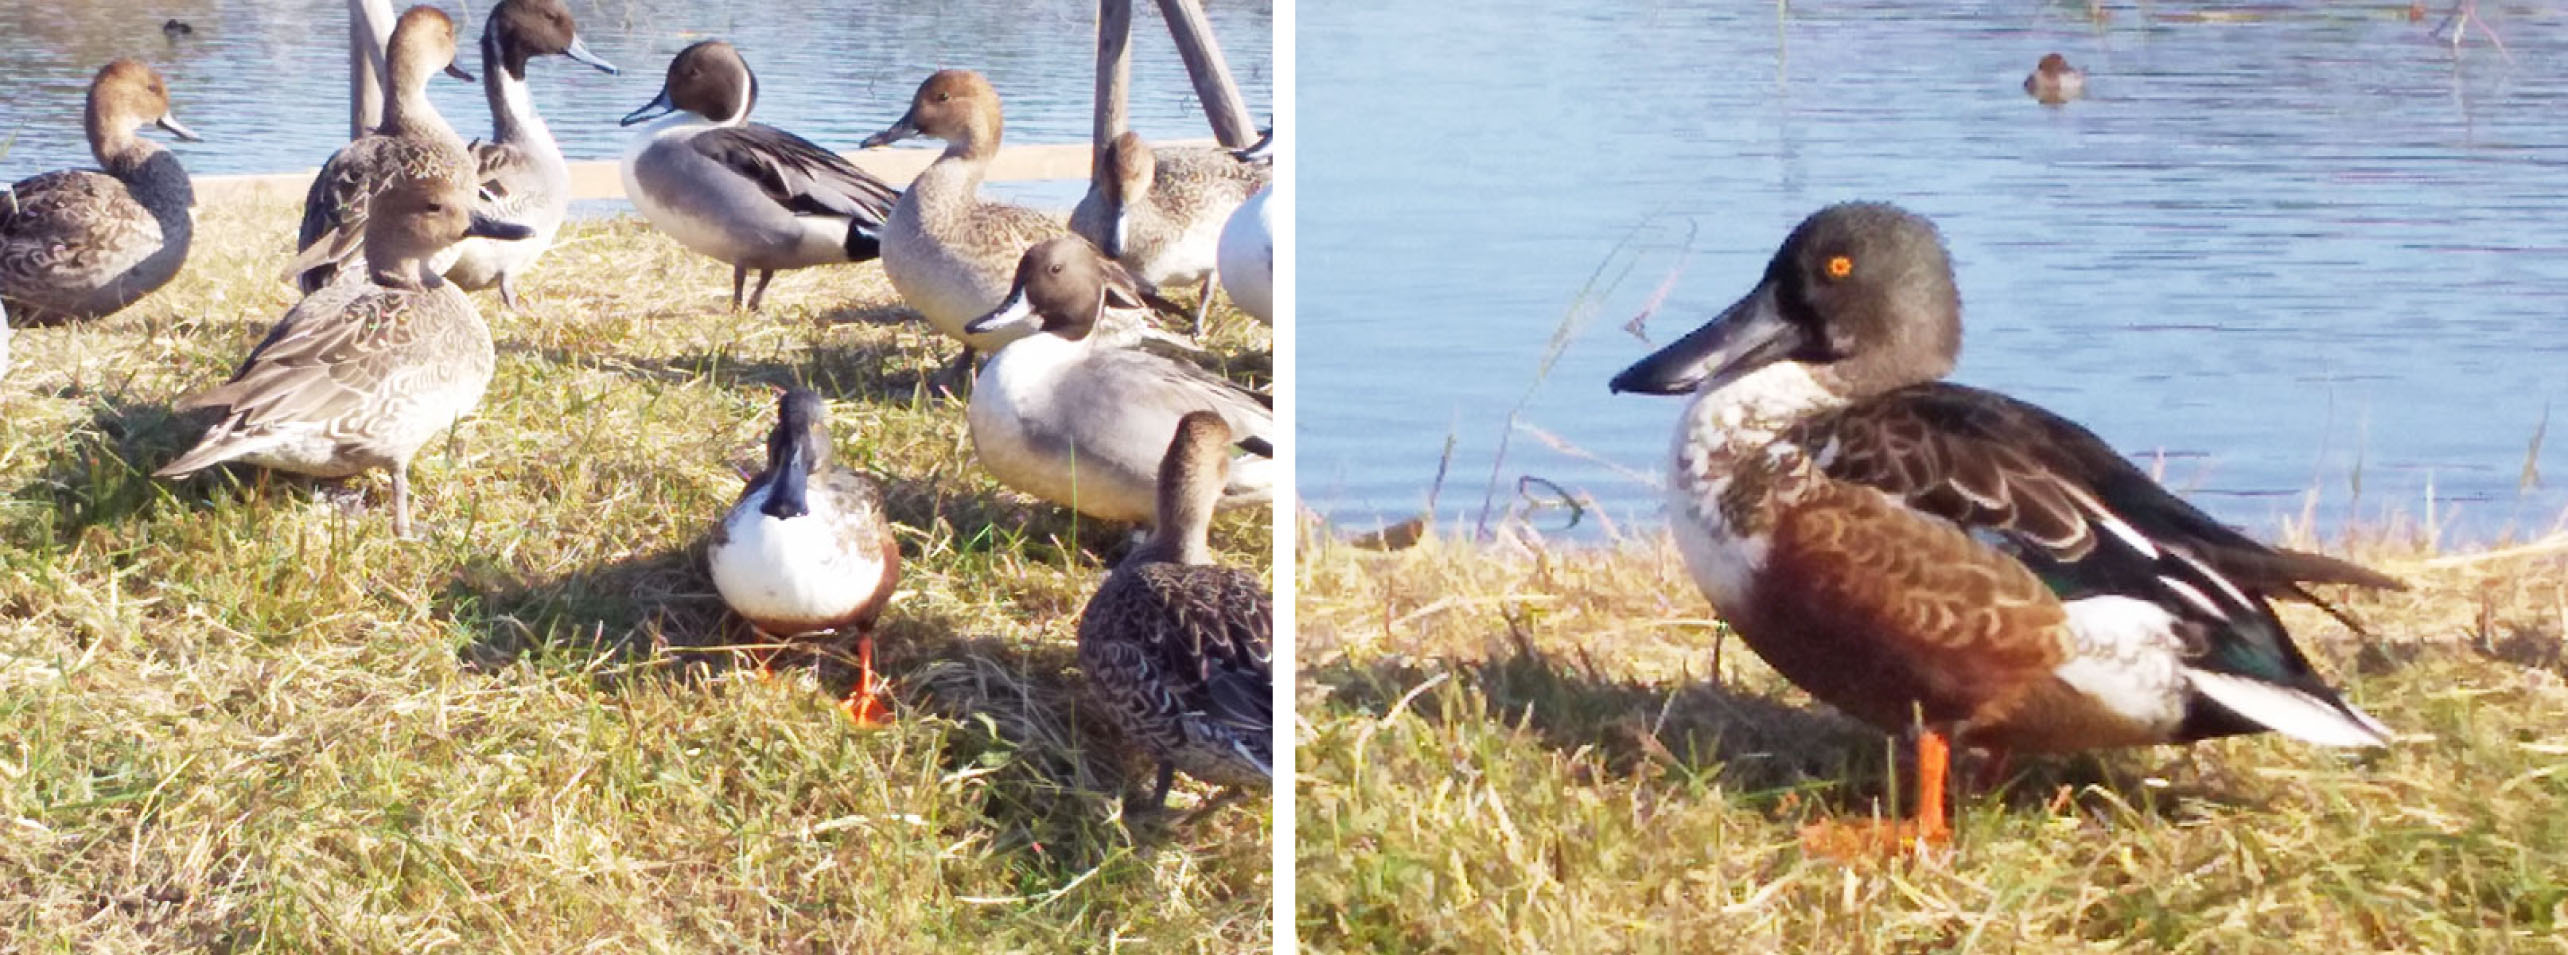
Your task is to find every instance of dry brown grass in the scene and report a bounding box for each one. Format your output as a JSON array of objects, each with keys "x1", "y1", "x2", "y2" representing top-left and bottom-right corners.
[
  {"x1": 1296, "y1": 519, "x2": 2568, "y2": 952},
  {"x1": 0, "y1": 196, "x2": 1273, "y2": 952}
]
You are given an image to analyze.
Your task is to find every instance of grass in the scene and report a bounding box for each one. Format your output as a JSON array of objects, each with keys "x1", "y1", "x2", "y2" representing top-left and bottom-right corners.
[
  {"x1": 0, "y1": 195, "x2": 1273, "y2": 952},
  {"x1": 1296, "y1": 517, "x2": 2568, "y2": 952}
]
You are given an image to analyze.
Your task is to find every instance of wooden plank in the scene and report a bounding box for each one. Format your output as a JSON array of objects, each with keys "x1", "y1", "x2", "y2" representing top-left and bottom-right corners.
[
  {"x1": 190, "y1": 140, "x2": 1219, "y2": 205},
  {"x1": 348, "y1": 0, "x2": 395, "y2": 138},
  {"x1": 1094, "y1": 0, "x2": 1133, "y2": 166},
  {"x1": 1152, "y1": 0, "x2": 1257, "y2": 147}
]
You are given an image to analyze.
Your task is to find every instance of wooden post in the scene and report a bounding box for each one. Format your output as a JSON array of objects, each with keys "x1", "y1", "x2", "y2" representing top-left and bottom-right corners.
[
  {"x1": 1152, "y1": 0, "x2": 1257, "y2": 147},
  {"x1": 348, "y1": 0, "x2": 396, "y2": 139},
  {"x1": 1093, "y1": 0, "x2": 1133, "y2": 168}
]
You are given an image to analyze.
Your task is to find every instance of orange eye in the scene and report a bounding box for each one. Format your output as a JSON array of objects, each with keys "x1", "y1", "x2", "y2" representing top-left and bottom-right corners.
[{"x1": 1825, "y1": 255, "x2": 1854, "y2": 279}]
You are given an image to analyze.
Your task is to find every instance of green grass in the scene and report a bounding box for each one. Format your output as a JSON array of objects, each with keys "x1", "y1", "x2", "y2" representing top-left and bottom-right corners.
[
  {"x1": 1296, "y1": 524, "x2": 2568, "y2": 952},
  {"x1": 0, "y1": 197, "x2": 1272, "y2": 952}
]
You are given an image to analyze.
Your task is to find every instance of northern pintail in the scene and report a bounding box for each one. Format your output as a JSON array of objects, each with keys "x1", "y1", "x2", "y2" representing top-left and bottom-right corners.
[
  {"x1": 0, "y1": 59, "x2": 200, "y2": 323},
  {"x1": 2025, "y1": 53, "x2": 2086, "y2": 105},
  {"x1": 1215, "y1": 131, "x2": 1275, "y2": 327},
  {"x1": 1608, "y1": 202, "x2": 2399, "y2": 851},
  {"x1": 708, "y1": 388, "x2": 903, "y2": 725},
  {"x1": 1069, "y1": 131, "x2": 1270, "y2": 332},
  {"x1": 1077, "y1": 411, "x2": 1273, "y2": 810},
  {"x1": 861, "y1": 70, "x2": 1092, "y2": 376},
  {"x1": 160, "y1": 176, "x2": 532, "y2": 538},
  {"x1": 962, "y1": 237, "x2": 1273, "y2": 525},
  {"x1": 442, "y1": 0, "x2": 618, "y2": 311},
  {"x1": 290, "y1": 5, "x2": 476, "y2": 293},
  {"x1": 619, "y1": 41, "x2": 897, "y2": 311}
]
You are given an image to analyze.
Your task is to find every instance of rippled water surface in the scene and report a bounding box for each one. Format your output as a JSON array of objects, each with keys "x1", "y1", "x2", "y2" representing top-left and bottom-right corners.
[
  {"x1": 1, "y1": 0, "x2": 1272, "y2": 209},
  {"x1": 1304, "y1": 0, "x2": 2567, "y2": 544}
]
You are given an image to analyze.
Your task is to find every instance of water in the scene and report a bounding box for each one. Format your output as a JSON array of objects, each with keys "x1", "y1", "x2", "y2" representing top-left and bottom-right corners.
[
  {"x1": 1302, "y1": 0, "x2": 2568, "y2": 545},
  {"x1": 0, "y1": 0, "x2": 1273, "y2": 210}
]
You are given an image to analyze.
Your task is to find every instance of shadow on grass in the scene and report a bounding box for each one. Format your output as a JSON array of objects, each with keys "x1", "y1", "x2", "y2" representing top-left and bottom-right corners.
[
  {"x1": 1312, "y1": 627, "x2": 2247, "y2": 827},
  {"x1": 435, "y1": 538, "x2": 1187, "y2": 881},
  {"x1": 6, "y1": 388, "x2": 206, "y2": 542}
]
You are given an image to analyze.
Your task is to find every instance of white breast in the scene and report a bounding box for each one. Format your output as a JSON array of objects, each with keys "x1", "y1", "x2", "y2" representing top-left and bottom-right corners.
[
  {"x1": 1665, "y1": 361, "x2": 1839, "y2": 614},
  {"x1": 708, "y1": 486, "x2": 885, "y2": 631}
]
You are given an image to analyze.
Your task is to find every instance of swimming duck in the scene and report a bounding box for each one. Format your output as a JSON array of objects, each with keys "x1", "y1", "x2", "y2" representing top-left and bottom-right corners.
[
  {"x1": 443, "y1": 0, "x2": 619, "y2": 311},
  {"x1": 159, "y1": 176, "x2": 531, "y2": 538},
  {"x1": 1608, "y1": 202, "x2": 2399, "y2": 851},
  {"x1": 290, "y1": 5, "x2": 477, "y2": 293},
  {"x1": 1069, "y1": 131, "x2": 1270, "y2": 332},
  {"x1": 861, "y1": 70, "x2": 1095, "y2": 379},
  {"x1": 963, "y1": 237, "x2": 1274, "y2": 525},
  {"x1": 2025, "y1": 53, "x2": 2085, "y2": 105},
  {"x1": 1077, "y1": 410, "x2": 1273, "y2": 810},
  {"x1": 0, "y1": 59, "x2": 199, "y2": 323},
  {"x1": 708, "y1": 388, "x2": 902, "y2": 726},
  {"x1": 619, "y1": 41, "x2": 897, "y2": 312}
]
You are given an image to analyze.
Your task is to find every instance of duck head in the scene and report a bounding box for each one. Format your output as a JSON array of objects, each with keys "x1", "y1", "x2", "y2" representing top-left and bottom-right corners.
[
  {"x1": 860, "y1": 69, "x2": 1002, "y2": 157},
  {"x1": 389, "y1": 5, "x2": 475, "y2": 87},
  {"x1": 758, "y1": 388, "x2": 834, "y2": 521},
  {"x1": 1609, "y1": 202, "x2": 1961, "y2": 401},
  {"x1": 1096, "y1": 131, "x2": 1157, "y2": 258},
  {"x1": 486, "y1": 0, "x2": 617, "y2": 78},
  {"x1": 86, "y1": 59, "x2": 198, "y2": 150},
  {"x1": 965, "y1": 237, "x2": 1158, "y2": 344},
  {"x1": 622, "y1": 40, "x2": 754, "y2": 126},
  {"x1": 359, "y1": 176, "x2": 536, "y2": 289}
]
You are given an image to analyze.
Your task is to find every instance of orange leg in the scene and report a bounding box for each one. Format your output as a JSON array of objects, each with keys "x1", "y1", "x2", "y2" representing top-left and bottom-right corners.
[
  {"x1": 1800, "y1": 728, "x2": 1956, "y2": 858},
  {"x1": 839, "y1": 631, "x2": 893, "y2": 727}
]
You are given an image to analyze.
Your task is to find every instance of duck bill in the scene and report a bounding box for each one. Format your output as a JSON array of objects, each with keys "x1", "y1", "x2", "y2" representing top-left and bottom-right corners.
[
  {"x1": 562, "y1": 36, "x2": 618, "y2": 75},
  {"x1": 1607, "y1": 282, "x2": 1808, "y2": 396},
  {"x1": 444, "y1": 61, "x2": 476, "y2": 83},
  {"x1": 1105, "y1": 208, "x2": 1130, "y2": 259},
  {"x1": 155, "y1": 112, "x2": 201, "y2": 142},
  {"x1": 465, "y1": 213, "x2": 537, "y2": 241},
  {"x1": 963, "y1": 286, "x2": 1041, "y2": 337},
  {"x1": 859, "y1": 112, "x2": 921, "y2": 149},
  {"x1": 758, "y1": 433, "x2": 812, "y2": 521},
  {"x1": 620, "y1": 87, "x2": 675, "y2": 126},
  {"x1": 1232, "y1": 128, "x2": 1274, "y2": 163},
  {"x1": 1236, "y1": 435, "x2": 1274, "y2": 458}
]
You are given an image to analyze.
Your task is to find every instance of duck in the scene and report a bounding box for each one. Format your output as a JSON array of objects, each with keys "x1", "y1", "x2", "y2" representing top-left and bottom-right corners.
[
  {"x1": 442, "y1": 0, "x2": 619, "y2": 311},
  {"x1": 861, "y1": 70, "x2": 1104, "y2": 382},
  {"x1": 1077, "y1": 410, "x2": 1273, "y2": 811},
  {"x1": 0, "y1": 59, "x2": 200, "y2": 323},
  {"x1": 618, "y1": 41, "x2": 897, "y2": 312},
  {"x1": 159, "y1": 176, "x2": 531, "y2": 538},
  {"x1": 290, "y1": 5, "x2": 477, "y2": 293},
  {"x1": 708, "y1": 388, "x2": 902, "y2": 726},
  {"x1": 1607, "y1": 202, "x2": 2401, "y2": 852},
  {"x1": 962, "y1": 236, "x2": 1273, "y2": 525},
  {"x1": 2025, "y1": 53, "x2": 2085, "y2": 105},
  {"x1": 1216, "y1": 129, "x2": 1275, "y2": 327},
  {"x1": 1069, "y1": 130, "x2": 1270, "y2": 333}
]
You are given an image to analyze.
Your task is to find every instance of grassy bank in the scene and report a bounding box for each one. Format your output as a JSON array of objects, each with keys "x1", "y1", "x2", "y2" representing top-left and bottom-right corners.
[
  {"x1": 1297, "y1": 522, "x2": 2568, "y2": 951},
  {"x1": 0, "y1": 197, "x2": 1272, "y2": 951}
]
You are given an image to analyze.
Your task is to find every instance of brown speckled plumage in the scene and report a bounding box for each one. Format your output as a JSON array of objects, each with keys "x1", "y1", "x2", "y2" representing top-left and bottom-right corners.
[
  {"x1": 0, "y1": 60, "x2": 197, "y2": 323},
  {"x1": 294, "y1": 6, "x2": 475, "y2": 293}
]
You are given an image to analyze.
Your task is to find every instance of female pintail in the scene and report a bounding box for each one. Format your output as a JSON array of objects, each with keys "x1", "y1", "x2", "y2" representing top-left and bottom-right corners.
[
  {"x1": 0, "y1": 59, "x2": 200, "y2": 323},
  {"x1": 160, "y1": 176, "x2": 533, "y2": 538},
  {"x1": 291, "y1": 5, "x2": 478, "y2": 293},
  {"x1": 1069, "y1": 131, "x2": 1270, "y2": 334}
]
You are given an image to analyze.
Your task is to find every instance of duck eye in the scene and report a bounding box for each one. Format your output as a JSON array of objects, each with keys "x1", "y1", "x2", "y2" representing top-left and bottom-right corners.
[
  {"x1": 1824, "y1": 255, "x2": 1854, "y2": 279},
  {"x1": 1047, "y1": 263, "x2": 1063, "y2": 275},
  {"x1": 935, "y1": 92, "x2": 951, "y2": 103}
]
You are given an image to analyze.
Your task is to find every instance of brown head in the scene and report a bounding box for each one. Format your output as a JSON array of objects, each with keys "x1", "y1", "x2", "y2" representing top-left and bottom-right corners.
[
  {"x1": 859, "y1": 69, "x2": 1002, "y2": 157},
  {"x1": 2035, "y1": 52, "x2": 2073, "y2": 76},
  {"x1": 620, "y1": 40, "x2": 755, "y2": 126},
  {"x1": 486, "y1": 0, "x2": 618, "y2": 79},
  {"x1": 963, "y1": 237, "x2": 1156, "y2": 343},
  {"x1": 1142, "y1": 411, "x2": 1232, "y2": 564},
  {"x1": 387, "y1": 5, "x2": 473, "y2": 94},
  {"x1": 84, "y1": 59, "x2": 197, "y2": 156},
  {"x1": 360, "y1": 176, "x2": 535, "y2": 287}
]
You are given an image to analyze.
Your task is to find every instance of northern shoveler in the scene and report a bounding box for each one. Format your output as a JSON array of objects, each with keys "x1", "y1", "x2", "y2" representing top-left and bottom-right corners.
[
  {"x1": 707, "y1": 388, "x2": 902, "y2": 726},
  {"x1": 1609, "y1": 202, "x2": 2400, "y2": 851},
  {"x1": 1076, "y1": 410, "x2": 1273, "y2": 811}
]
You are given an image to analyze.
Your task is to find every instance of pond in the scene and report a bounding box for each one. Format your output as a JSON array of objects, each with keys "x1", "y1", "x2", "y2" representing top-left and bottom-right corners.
[
  {"x1": 1301, "y1": 0, "x2": 2568, "y2": 546},
  {"x1": 0, "y1": 0, "x2": 1273, "y2": 210}
]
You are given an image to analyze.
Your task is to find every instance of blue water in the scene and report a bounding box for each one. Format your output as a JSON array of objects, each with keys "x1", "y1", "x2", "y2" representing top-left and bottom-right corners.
[
  {"x1": 0, "y1": 0, "x2": 1272, "y2": 214},
  {"x1": 1302, "y1": 0, "x2": 2568, "y2": 545}
]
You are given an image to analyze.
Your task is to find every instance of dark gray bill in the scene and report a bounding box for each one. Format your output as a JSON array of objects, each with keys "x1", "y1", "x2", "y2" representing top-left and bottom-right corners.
[{"x1": 1607, "y1": 283, "x2": 1807, "y2": 396}]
